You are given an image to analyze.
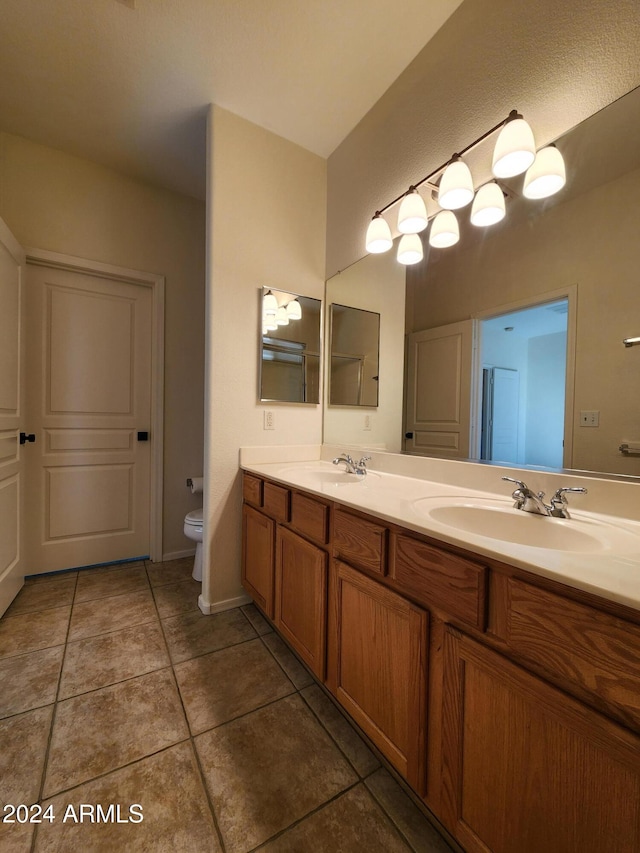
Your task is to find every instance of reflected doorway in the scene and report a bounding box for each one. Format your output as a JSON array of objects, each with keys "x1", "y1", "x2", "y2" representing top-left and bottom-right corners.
[{"x1": 479, "y1": 299, "x2": 568, "y2": 468}]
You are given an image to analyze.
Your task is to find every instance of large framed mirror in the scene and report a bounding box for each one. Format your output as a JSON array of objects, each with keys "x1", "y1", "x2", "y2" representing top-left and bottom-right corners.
[
  {"x1": 325, "y1": 84, "x2": 640, "y2": 479},
  {"x1": 329, "y1": 303, "x2": 380, "y2": 407},
  {"x1": 259, "y1": 288, "x2": 321, "y2": 404}
]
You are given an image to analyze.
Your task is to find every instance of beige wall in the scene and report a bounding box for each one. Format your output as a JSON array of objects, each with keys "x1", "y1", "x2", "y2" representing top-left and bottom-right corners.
[
  {"x1": 325, "y1": 251, "x2": 405, "y2": 451},
  {"x1": 203, "y1": 106, "x2": 326, "y2": 611},
  {"x1": 326, "y1": 0, "x2": 640, "y2": 277},
  {"x1": 0, "y1": 131, "x2": 206, "y2": 558},
  {"x1": 406, "y1": 165, "x2": 640, "y2": 477}
]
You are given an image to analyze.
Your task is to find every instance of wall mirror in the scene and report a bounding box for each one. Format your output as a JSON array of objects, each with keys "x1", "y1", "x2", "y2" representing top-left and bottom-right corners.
[
  {"x1": 329, "y1": 303, "x2": 380, "y2": 407},
  {"x1": 325, "y1": 84, "x2": 640, "y2": 479},
  {"x1": 259, "y1": 288, "x2": 321, "y2": 404}
]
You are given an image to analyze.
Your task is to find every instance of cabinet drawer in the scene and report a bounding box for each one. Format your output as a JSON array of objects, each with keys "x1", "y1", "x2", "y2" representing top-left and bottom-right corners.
[
  {"x1": 497, "y1": 577, "x2": 640, "y2": 730},
  {"x1": 290, "y1": 491, "x2": 330, "y2": 545},
  {"x1": 333, "y1": 508, "x2": 386, "y2": 575},
  {"x1": 242, "y1": 473, "x2": 263, "y2": 507},
  {"x1": 389, "y1": 534, "x2": 487, "y2": 630},
  {"x1": 263, "y1": 481, "x2": 290, "y2": 523}
]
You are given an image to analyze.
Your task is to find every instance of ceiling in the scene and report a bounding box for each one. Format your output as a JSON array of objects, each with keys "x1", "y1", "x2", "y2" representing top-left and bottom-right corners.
[{"x1": 0, "y1": 0, "x2": 463, "y2": 201}]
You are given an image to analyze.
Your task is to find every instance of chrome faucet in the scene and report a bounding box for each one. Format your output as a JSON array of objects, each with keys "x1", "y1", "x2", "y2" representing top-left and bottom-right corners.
[
  {"x1": 333, "y1": 453, "x2": 371, "y2": 477},
  {"x1": 502, "y1": 477, "x2": 587, "y2": 518}
]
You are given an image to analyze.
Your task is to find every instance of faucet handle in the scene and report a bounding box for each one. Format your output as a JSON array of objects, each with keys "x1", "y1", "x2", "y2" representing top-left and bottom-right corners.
[
  {"x1": 358, "y1": 455, "x2": 371, "y2": 465},
  {"x1": 550, "y1": 486, "x2": 587, "y2": 518},
  {"x1": 501, "y1": 476, "x2": 527, "y2": 491}
]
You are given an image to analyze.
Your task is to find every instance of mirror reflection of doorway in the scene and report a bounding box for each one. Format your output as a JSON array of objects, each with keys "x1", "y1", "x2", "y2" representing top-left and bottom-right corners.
[{"x1": 479, "y1": 299, "x2": 568, "y2": 468}]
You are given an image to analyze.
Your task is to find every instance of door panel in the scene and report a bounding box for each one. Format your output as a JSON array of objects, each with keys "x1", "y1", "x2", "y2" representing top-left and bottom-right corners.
[
  {"x1": 26, "y1": 265, "x2": 152, "y2": 574},
  {"x1": 0, "y1": 221, "x2": 26, "y2": 615},
  {"x1": 405, "y1": 320, "x2": 476, "y2": 457}
]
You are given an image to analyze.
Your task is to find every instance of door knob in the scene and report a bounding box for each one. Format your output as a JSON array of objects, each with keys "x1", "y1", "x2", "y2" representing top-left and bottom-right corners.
[
  {"x1": 137, "y1": 431, "x2": 149, "y2": 442},
  {"x1": 20, "y1": 432, "x2": 36, "y2": 445}
]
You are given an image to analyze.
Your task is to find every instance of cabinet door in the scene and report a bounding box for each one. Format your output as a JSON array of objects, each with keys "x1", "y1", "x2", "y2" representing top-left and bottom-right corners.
[
  {"x1": 327, "y1": 559, "x2": 428, "y2": 792},
  {"x1": 275, "y1": 527, "x2": 327, "y2": 679},
  {"x1": 241, "y1": 504, "x2": 275, "y2": 618},
  {"x1": 442, "y1": 628, "x2": 640, "y2": 853}
]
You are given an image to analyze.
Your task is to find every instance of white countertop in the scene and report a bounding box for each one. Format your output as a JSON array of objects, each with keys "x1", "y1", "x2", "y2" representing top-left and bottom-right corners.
[{"x1": 241, "y1": 456, "x2": 640, "y2": 613}]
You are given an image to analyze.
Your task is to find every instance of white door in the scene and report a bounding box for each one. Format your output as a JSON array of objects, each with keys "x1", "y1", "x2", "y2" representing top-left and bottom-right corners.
[
  {"x1": 0, "y1": 221, "x2": 26, "y2": 615},
  {"x1": 26, "y1": 264, "x2": 153, "y2": 574},
  {"x1": 490, "y1": 367, "x2": 520, "y2": 463},
  {"x1": 405, "y1": 320, "x2": 476, "y2": 458}
]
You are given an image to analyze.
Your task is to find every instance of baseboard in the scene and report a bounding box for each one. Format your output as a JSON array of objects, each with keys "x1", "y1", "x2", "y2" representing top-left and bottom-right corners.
[
  {"x1": 198, "y1": 592, "x2": 252, "y2": 615},
  {"x1": 160, "y1": 548, "x2": 196, "y2": 562}
]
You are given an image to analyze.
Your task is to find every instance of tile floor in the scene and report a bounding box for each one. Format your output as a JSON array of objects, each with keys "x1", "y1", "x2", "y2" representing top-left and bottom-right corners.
[{"x1": 0, "y1": 558, "x2": 457, "y2": 853}]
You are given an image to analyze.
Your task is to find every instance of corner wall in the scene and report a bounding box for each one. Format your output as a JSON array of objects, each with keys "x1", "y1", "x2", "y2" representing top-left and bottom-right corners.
[
  {"x1": 203, "y1": 106, "x2": 326, "y2": 611},
  {"x1": 0, "y1": 131, "x2": 206, "y2": 559}
]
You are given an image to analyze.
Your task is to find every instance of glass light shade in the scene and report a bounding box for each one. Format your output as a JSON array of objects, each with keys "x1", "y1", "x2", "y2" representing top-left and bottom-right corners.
[
  {"x1": 429, "y1": 210, "x2": 459, "y2": 248},
  {"x1": 523, "y1": 146, "x2": 566, "y2": 199},
  {"x1": 365, "y1": 215, "x2": 393, "y2": 253},
  {"x1": 265, "y1": 318, "x2": 278, "y2": 331},
  {"x1": 276, "y1": 306, "x2": 289, "y2": 325},
  {"x1": 263, "y1": 290, "x2": 278, "y2": 318},
  {"x1": 397, "y1": 233, "x2": 423, "y2": 265},
  {"x1": 492, "y1": 117, "x2": 536, "y2": 178},
  {"x1": 286, "y1": 299, "x2": 302, "y2": 320},
  {"x1": 438, "y1": 159, "x2": 474, "y2": 210},
  {"x1": 397, "y1": 191, "x2": 428, "y2": 234},
  {"x1": 470, "y1": 182, "x2": 506, "y2": 226}
]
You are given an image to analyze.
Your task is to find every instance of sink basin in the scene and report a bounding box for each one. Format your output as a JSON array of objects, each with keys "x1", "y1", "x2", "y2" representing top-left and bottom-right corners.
[
  {"x1": 411, "y1": 496, "x2": 639, "y2": 553},
  {"x1": 276, "y1": 462, "x2": 380, "y2": 490}
]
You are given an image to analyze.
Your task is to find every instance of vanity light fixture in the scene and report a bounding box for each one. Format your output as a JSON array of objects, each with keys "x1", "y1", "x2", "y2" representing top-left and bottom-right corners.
[
  {"x1": 276, "y1": 306, "x2": 289, "y2": 326},
  {"x1": 397, "y1": 188, "x2": 429, "y2": 234},
  {"x1": 263, "y1": 290, "x2": 278, "y2": 318},
  {"x1": 623, "y1": 336, "x2": 640, "y2": 347},
  {"x1": 364, "y1": 108, "x2": 564, "y2": 263},
  {"x1": 286, "y1": 298, "x2": 302, "y2": 321},
  {"x1": 438, "y1": 156, "x2": 475, "y2": 210},
  {"x1": 397, "y1": 233, "x2": 424, "y2": 265},
  {"x1": 523, "y1": 145, "x2": 566, "y2": 199},
  {"x1": 470, "y1": 181, "x2": 506, "y2": 226}
]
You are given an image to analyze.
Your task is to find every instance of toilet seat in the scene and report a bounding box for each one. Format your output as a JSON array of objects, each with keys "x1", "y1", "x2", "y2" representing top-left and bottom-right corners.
[{"x1": 184, "y1": 509, "x2": 203, "y2": 528}]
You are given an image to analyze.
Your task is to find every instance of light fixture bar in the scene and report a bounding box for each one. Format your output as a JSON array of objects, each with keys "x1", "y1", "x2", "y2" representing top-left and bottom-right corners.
[{"x1": 374, "y1": 111, "x2": 517, "y2": 218}]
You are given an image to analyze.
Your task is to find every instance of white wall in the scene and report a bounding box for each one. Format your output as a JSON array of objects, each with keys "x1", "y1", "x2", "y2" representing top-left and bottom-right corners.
[
  {"x1": 324, "y1": 250, "x2": 405, "y2": 451},
  {"x1": 203, "y1": 106, "x2": 326, "y2": 611},
  {"x1": 0, "y1": 131, "x2": 206, "y2": 559}
]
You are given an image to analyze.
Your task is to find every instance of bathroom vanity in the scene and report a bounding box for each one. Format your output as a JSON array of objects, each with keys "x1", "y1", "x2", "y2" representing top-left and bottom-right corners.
[{"x1": 240, "y1": 454, "x2": 640, "y2": 853}]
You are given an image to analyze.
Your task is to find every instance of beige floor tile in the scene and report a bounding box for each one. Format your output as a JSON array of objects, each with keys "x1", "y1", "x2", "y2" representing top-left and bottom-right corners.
[
  {"x1": 195, "y1": 694, "x2": 357, "y2": 853},
  {"x1": 262, "y1": 631, "x2": 314, "y2": 689},
  {"x1": 75, "y1": 565, "x2": 150, "y2": 603},
  {"x1": 0, "y1": 646, "x2": 64, "y2": 719},
  {"x1": 6, "y1": 576, "x2": 76, "y2": 616},
  {"x1": 365, "y1": 768, "x2": 456, "y2": 853},
  {"x1": 301, "y1": 684, "x2": 380, "y2": 778},
  {"x1": 175, "y1": 638, "x2": 294, "y2": 734},
  {"x1": 152, "y1": 579, "x2": 201, "y2": 617},
  {"x1": 44, "y1": 668, "x2": 189, "y2": 797},
  {"x1": 162, "y1": 607, "x2": 257, "y2": 663},
  {"x1": 59, "y1": 621, "x2": 170, "y2": 699},
  {"x1": 0, "y1": 606, "x2": 71, "y2": 660},
  {"x1": 0, "y1": 705, "x2": 53, "y2": 803},
  {"x1": 35, "y1": 743, "x2": 221, "y2": 853},
  {"x1": 0, "y1": 822, "x2": 34, "y2": 853},
  {"x1": 241, "y1": 603, "x2": 273, "y2": 635},
  {"x1": 259, "y1": 784, "x2": 412, "y2": 852},
  {"x1": 68, "y1": 588, "x2": 157, "y2": 641},
  {"x1": 146, "y1": 557, "x2": 194, "y2": 587}
]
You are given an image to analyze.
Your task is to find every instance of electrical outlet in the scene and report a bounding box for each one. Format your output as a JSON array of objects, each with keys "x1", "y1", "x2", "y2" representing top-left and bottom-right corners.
[
  {"x1": 580, "y1": 410, "x2": 600, "y2": 427},
  {"x1": 364, "y1": 414, "x2": 372, "y2": 430},
  {"x1": 264, "y1": 410, "x2": 275, "y2": 430}
]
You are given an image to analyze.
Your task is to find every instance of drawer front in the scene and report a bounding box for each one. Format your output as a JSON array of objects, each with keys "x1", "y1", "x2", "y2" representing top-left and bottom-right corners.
[
  {"x1": 389, "y1": 534, "x2": 487, "y2": 630},
  {"x1": 263, "y1": 481, "x2": 290, "y2": 523},
  {"x1": 290, "y1": 491, "x2": 330, "y2": 545},
  {"x1": 242, "y1": 473, "x2": 263, "y2": 507},
  {"x1": 333, "y1": 508, "x2": 386, "y2": 575},
  {"x1": 500, "y1": 577, "x2": 640, "y2": 730}
]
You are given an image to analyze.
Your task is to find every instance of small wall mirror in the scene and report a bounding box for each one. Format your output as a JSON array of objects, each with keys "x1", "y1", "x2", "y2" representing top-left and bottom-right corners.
[
  {"x1": 329, "y1": 303, "x2": 380, "y2": 406},
  {"x1": 259, "y1": 288, "x2": 321, "y2": 404}
]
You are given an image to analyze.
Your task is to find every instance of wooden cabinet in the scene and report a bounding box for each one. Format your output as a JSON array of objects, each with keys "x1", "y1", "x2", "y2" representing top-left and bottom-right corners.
[
  {"x1": 441, "y1": 627, "x2": 640, "y2": 853},
  {"x1": 327, "y1": 558, "x2": 429, "y2": 793},
  {"x1": 275, "y1": 526, "x2": 328, "y2": 679},
  {"x1": 241, "y1": 504, "x2": 275, "y2": 618}
]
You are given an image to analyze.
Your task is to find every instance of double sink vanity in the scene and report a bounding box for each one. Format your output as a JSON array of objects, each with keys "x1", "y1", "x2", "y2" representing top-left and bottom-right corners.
[{"x1": 240, "y1": 447, "x2": 640, "y2": 853}]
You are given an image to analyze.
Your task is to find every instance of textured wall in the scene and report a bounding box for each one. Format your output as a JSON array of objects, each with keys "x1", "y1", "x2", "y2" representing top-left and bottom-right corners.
[{"x1": 326, "y1": 0, "x2": 640, "y2": 277}]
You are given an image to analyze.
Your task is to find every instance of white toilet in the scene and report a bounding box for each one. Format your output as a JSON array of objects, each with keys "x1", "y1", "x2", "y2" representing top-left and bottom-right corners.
[{"x1": 183, "y1": 508, "x2": 203, "y2": 581}]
